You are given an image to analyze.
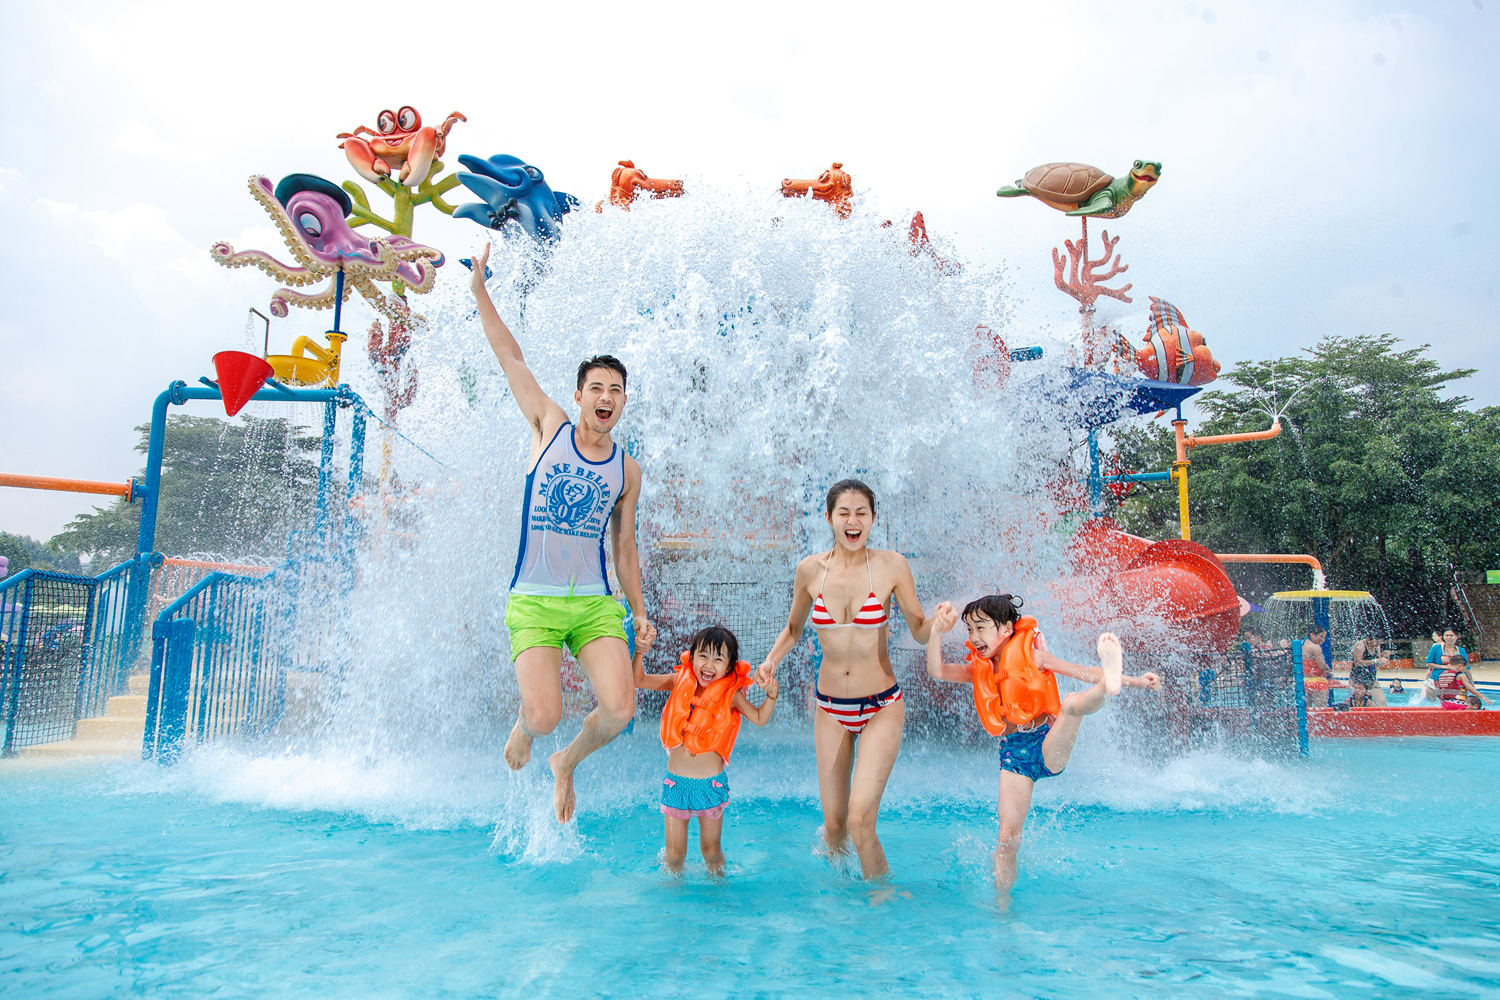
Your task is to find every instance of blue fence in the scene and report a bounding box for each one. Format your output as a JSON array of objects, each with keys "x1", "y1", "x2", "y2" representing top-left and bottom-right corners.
[
  {"x1": 0, "y1": 569, "x2": 99, "y2": 754},
  {"x1": 142, "y1": 552, "x2": 348, "y2": 763},
  {"x1": 0, "y1": 554, "x2": 162, "y2": 755}
]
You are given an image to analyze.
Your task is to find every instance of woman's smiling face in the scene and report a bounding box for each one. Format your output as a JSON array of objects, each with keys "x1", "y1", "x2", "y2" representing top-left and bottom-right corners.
[{"x1": 827, "y1": 491, "x2": 874, "y2": 552}]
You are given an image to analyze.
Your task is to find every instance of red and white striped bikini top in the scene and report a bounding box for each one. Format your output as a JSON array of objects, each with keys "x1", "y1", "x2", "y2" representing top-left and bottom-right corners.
[{"x1": 810, "y1": 552, "x2": 889, "y2": 630}]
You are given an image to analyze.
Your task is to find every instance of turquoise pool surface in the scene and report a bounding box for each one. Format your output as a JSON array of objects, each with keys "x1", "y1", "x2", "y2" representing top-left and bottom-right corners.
[{"x1": 2, "y1": 735, "x2": 1497, "y2": 998}]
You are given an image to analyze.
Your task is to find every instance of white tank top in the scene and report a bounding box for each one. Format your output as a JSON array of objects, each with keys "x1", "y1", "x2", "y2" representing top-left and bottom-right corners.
[{"x1": 510, "y1": 422, "x2": 626, "y2": 596}]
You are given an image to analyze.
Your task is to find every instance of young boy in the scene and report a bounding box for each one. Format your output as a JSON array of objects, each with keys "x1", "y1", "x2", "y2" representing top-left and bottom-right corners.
[{"x1": 926, "y1": 594, "x2": 1160, "y2": 895}]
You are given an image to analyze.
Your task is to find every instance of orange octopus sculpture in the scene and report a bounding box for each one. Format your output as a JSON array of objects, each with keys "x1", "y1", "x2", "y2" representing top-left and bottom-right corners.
[
  {"x1": 607, "y1": 160, "x2": 684, "y2": 208},
  {"x1": 338, "y1": 106, "x2": 466, "y2": 188},
  {"x1": 781, "y1": 162, "x2": 853, "y2": 218},
  {"x1": 1134, "y1": 297, "x2": 1220, "y2": 386}
]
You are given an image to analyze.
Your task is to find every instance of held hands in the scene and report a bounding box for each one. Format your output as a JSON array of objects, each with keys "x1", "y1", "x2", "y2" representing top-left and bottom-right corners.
[
  {"x1": 1138, "y1": 671, "x2": 1163, "y2": 691},
  {"x1": 753, "y1": 660, "x2": 776, "y2": 688},
  {"x1": 634, "y1": 617, "x2": 657, "y2": 658},
  {"x1": 759, "y1": 670, "x2": 780, "y2": 700}
]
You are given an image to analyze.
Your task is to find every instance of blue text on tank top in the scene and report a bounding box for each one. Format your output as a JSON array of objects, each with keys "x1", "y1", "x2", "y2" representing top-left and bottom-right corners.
[{"x1": 510, "y1": 422, "x2": 624, "y2": 597}]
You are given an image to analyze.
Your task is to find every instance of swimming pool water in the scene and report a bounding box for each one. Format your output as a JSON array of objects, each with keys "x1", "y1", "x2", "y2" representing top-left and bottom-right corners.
[{"x1": 2, "y1": 735, "x2": 1497, "y2": 998}]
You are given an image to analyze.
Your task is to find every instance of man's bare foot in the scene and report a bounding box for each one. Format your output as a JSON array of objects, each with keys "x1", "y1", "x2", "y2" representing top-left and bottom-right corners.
[
  {"x1": 1098, "y1": 632, "x2": 1123, "y2": 696},
  {"x1": 549, "y1": 751, "x2": 576, "y2": 823},
  {"x1": 503, "y1": 721, "x2": 533, "y2": 770}
]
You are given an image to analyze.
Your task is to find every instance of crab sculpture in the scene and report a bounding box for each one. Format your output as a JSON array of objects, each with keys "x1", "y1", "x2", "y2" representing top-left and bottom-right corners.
[
  {"x1": 338, "y1": 107, "x2": 466, "y2": 188},
  {"x1": 210, "y1": 174, "x2": 445, "y2": 320},
  {"x1": 453, "y1": 153, "x2": 579, "y2": 244},
  {"x1": 607, "y1": 160, "x2": 684, "y2": 208},
  {"x1": 781, "y1": 162, "x2": 853, "y2": 218},
  {"x1": 1134, "y1": 297, "x2": 1220, "y2": 386}
]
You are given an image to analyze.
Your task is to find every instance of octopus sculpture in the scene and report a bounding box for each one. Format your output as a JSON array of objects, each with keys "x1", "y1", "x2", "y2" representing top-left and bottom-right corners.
[
  {"x1": 211, "y1": 174, "x2": 445, "y2": 320},
  {"x1": 453, "y1": 153, "x2": 578, "y2": 244}
]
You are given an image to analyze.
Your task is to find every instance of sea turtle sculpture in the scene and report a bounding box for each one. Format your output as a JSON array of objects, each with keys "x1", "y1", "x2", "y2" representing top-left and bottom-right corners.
[{"x1": 997, "y1": 160, "x2": 1161, "y2": 218}]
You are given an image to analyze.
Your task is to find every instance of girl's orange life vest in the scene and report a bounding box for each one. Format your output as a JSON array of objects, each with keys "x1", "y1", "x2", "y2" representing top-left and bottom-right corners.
[
  {"x1": 660, "y1": 652, "x2": 754, "y2": 762},
  {"x1": 967, "y1": 616, "x2": 1061, "y2": 734}
]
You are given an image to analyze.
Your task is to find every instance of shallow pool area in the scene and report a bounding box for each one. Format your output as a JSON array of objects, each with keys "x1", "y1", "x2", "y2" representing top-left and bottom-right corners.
[{"x1": 4, "y1": 735, "x2": 1497, "y2": 998}]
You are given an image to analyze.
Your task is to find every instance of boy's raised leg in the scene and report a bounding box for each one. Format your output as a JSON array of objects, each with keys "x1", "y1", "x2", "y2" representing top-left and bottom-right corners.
[{"x1": 1041, "y1": 632, "x2": 1124, "y2": 774}]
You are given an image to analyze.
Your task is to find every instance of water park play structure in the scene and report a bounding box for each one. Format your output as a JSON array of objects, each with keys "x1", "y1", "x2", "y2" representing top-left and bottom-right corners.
[{"x1": 1, "y1": 120, "x2": 1491, "y2": 765}]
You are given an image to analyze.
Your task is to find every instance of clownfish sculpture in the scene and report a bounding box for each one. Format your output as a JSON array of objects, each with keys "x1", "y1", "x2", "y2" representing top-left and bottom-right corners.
[{"x1": 1134, "y1": 297, "x2": 1220, "y2": 386}]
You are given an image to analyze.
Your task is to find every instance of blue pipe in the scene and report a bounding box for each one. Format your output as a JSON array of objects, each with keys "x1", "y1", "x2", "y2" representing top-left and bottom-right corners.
[
  {"x1": 315, "y1": 398, "x2": 336, "y2": 535},
  {"x1": 137, "y1": 381, "x2": 354, "y2": 556},
  {"x1": 1086, "y1": 429, "x2": 1104, "y2": 517},
  {"x1": 1103, "y1": 471, "x2": 1172, "y2": 484},
  {"x1": 1291, "y1": 639, "x2": 1310, "y2": 756}
]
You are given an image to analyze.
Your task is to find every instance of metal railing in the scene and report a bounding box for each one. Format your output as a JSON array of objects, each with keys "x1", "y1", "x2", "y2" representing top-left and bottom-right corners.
[
  {"x1": 143, "y1": 553, "x2": 347, "y2": 762},
  {"x1": 0, "y1": 570, "x2": 98, "y2": 754}
]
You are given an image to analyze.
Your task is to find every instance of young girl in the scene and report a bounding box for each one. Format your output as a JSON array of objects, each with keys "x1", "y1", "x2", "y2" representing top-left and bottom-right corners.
[
  {"x1": 925, "y1": 594, "x2": 1160, "y2": 894},
  {"x1": 633, "y1": 620, "x2": 778, "y2": 874}
]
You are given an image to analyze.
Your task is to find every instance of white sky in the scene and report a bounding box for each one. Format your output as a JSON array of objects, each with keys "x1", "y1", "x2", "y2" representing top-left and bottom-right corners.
[{"x1": 1, "y1": 0, "x2": 1495, "y2": 539}]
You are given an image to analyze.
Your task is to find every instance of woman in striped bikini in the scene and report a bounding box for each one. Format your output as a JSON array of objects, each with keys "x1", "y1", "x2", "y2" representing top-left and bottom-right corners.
[{"x1": 755, "y1": 479, "x2": 935, "y2": 879}]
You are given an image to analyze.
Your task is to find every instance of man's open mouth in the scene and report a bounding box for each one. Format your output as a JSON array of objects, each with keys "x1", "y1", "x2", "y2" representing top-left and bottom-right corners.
[{"x1": 595, "y1": 407, "x2": 613, "y2": 422}]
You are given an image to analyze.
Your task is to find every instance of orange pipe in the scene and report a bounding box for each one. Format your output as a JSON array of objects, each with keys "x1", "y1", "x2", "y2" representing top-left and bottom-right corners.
[
  {"x1": 160, "y1": 557, "x2": 272, "y2": 575},
  {"x1": 0, "y1": 473, "x2": 134, "y2": 501},
  {"x1": 1216, "y1": 553, "x2": 1323, "y2": 573},
  {"x1": 1176, "y1": 418, "x2": 1282, "y2": 462}
]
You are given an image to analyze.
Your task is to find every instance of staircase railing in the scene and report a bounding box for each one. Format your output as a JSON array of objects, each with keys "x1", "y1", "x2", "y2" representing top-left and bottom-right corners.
[
  {"x1": 0, "y1": 557, "x2": 156, "y2": 755},
  {"x1": 142, "y1": 551, "x2": 346, "y2": 763}
]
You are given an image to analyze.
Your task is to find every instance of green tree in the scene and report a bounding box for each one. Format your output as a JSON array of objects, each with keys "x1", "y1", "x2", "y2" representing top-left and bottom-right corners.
[
  {"x1": 0, "y1": 532, "x2": 83, "y2": 578},
  {"x1": 1109, "y1": 335, "x2": 1492, "y2": 635},
  {"x1": 51, "y1": 415, "x2": 322, "y2": 566}
]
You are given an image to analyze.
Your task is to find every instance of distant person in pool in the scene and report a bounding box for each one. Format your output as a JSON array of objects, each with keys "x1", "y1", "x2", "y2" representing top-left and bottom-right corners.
[
  {"x1": 924, "y1": 594, "x2": 1160, "y2": 895},
  {"x1": 468, "y1": 242, "x2": 650, "y2": 823},
  {"x1": 632, "y1": 620, "x2": 778, "y2": 875},
  {"x1": 1346, "y1": 678, "x2": 1379, "y2": 708},
  {"x1": 755, "y1": 479, "x2": 935, "y2": 880},
  {"x1": 1426, "y1": 641, "x2": 1488, "y2": 710},
  {"x1": 1301, "y1": 628, "x2": 1330, "y2": 677},
  {"x1": 1349, "y1": 636, "x2": 1388, "y2": 706}
]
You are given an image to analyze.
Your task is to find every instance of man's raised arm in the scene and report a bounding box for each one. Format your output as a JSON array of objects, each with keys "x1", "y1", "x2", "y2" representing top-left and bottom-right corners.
[{"x1": 467, "y1": 243, "x2": 566, "y2": 432}]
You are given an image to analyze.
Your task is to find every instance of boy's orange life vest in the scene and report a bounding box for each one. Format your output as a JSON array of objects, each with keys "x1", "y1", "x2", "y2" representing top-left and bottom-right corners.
[
  {"x1": 660, "y1": 652, "x2": 754, "y2": 761},
  {"x1": 967, "y1": 616, "x2": 1061, "y2": 734}
]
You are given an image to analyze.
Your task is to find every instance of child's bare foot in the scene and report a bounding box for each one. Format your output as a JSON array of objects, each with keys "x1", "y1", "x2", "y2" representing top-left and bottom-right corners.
[
  {"x1": 1098, "y1": 632, "x2": 1123, "y2": 696},
  {"x1": 503, "y1": 721, "x2": 533, "y2": 770},
  {"x1": 549, "y1": 751, "x2": 576, "y2": 823}
]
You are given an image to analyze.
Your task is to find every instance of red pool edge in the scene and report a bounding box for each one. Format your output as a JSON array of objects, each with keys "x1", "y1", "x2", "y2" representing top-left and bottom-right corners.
[{"x1": 1310, "y1": 707, "x2": 1500, "y2": 738}]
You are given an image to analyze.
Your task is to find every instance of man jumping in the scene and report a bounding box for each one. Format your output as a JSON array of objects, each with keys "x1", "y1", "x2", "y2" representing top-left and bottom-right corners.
[{"x1": 468, "y1": 242, "x2": 650, "y2": 823}]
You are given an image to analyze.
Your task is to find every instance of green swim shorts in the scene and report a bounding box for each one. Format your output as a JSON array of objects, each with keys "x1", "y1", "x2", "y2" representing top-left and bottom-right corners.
[{"x1": 504, "y1": 593, "x2": 628, "y2": 659}]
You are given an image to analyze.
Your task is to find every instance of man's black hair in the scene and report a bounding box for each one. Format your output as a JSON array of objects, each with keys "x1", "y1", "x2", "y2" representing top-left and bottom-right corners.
[{"x1": 577, "y1": 355, "x2": 627, "y2": 391}]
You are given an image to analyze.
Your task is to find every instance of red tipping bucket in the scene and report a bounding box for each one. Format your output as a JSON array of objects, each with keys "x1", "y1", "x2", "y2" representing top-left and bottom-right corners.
[{"x1": 212, "y1": 351, "x2": 274, "y2": 416}]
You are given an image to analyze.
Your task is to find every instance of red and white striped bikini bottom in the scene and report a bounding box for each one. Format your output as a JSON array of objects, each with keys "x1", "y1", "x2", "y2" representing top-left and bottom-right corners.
[{"x1": 815, "y1": 683, "x2": 903, "y2": 735}]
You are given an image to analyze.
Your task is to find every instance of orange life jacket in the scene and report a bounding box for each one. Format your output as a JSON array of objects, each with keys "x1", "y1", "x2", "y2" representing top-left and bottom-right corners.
[
  {"x1": 967, "y1": 616, "x2": 1061, "y2": 734},
  {"x1": 660, "y1": 651, "x2": 753, "y2": 762}
]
